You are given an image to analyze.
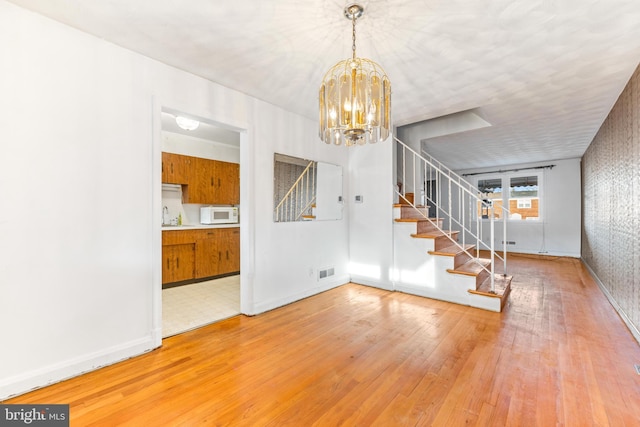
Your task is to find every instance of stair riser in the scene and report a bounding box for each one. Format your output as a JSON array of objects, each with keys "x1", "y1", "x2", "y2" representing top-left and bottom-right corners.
[
  {"x1": 453, "y1": 252, "x2": 473, "y2": 269},
  {"x1": 400, "y1": 207, "x2": 429, "y2": 219},
  {"x1": 475, "y1": 268, "x2": 491, "y2": 287},
  {"x1": 399, "y1": 193, "x2": 414, "y2": 205},
  {"x1": 433, "y1": 235, "x2": 457, "y2": 251},
  {"x1": 416, "y1": 221, "x2": 445, "y2": 234}
]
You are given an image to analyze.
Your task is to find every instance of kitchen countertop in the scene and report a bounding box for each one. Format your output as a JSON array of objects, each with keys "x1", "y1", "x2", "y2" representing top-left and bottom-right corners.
[{"x1": 162, "y1": 223, "x2": 239, "y2": 231}]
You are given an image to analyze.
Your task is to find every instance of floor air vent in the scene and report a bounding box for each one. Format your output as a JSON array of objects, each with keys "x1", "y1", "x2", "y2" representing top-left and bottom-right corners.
[{"x1": 318, "y1": 267, "x2": 335, "y2": 280}]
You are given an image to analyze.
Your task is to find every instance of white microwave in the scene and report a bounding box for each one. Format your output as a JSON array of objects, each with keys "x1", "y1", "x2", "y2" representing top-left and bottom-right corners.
[{"x1": 200, "y1": 206, "x2": 239, "y2": 224}]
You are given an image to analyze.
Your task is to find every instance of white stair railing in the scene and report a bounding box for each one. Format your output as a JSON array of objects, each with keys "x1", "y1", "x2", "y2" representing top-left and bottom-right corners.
[
  {"x1": 274, "y1": 161, "x2": 317, "y2": 222},
  {"x1": 396, "y1": 137, "x2": 509, "y2": 292}
]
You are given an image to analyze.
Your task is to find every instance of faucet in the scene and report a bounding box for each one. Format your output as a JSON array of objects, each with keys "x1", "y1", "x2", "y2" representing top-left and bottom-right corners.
[{"x1": 162, "y1": 206, "x2": 169, "y2": 225}]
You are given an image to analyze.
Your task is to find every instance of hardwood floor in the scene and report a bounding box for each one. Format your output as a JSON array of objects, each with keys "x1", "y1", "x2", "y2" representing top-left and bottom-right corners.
[{"x1": 6, "y1": 254, "x2": 640, "y2": 425}]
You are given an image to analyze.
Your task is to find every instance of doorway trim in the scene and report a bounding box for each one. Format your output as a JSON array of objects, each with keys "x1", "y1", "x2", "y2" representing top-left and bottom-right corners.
[{"x1": 151, "y1": 97, "x2": 252, "y2": 347}]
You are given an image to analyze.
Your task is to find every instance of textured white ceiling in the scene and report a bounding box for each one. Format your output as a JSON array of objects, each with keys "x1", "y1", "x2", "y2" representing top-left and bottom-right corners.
[{"x1": 8, "y1": 0, "x2": 640, "y2": 170}]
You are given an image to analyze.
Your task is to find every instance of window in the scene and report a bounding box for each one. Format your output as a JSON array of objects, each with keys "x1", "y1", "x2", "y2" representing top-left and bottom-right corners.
[
  {"x1": 509, "y1": 176, "x2": 538, "y2": 220},
  {"x1": 476, "y1": 173, "x2": 541, "y2": 221},
  {"x1": 477, "y1": 178, "x2": 504, "y2": 219},
  {"x1": 516, "y1": 199, "x2": 531, "y2": 209}
]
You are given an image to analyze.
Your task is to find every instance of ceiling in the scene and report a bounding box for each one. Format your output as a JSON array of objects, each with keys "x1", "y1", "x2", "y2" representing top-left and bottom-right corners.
[
  {"x1": 8, "y1": 0, "x2": 640, "y2": 170},
  {"x1": 161, "y1": 109, "x2": 240, "y2": 146}
]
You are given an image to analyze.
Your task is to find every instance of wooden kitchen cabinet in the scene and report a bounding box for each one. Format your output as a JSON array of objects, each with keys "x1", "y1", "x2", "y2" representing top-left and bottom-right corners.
[
  {"x1": 161, "y1": 152, "x2": 193, "y2": 185},
  {"x1": 190, "y1": 158, "x2": 240, "y2": 205},
  {"x1": 190, "y1": 157, "x2": 217, "y2": 204},
  {"x1": 194, "y1": 228, "x2": 240, "y2": 278},
  {"x1": 162, "y1": 243, "x2": 195, "y2": 283},
  {"x1": 195, "y1": 229, "x2": 220, "y2": 278},
  {"x1": 163, "y1": 227, "x2": 239, "y2": 285},
  {"x1": 162, "y1": 152, "x2": 239, "y2": 205},
  {"x1": 219, "y1": 227, "x2": 240, "y2": 273},
  {"x1": 215, "y1": 161, "x2": 240, "y2": 205}
]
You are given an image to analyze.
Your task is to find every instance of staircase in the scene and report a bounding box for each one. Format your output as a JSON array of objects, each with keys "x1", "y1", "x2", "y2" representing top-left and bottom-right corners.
[
  {"x1": 274, "y1": 160, "x2": 316, "y2": 222},
  {"x1": 393, "y1": 138, "x2": 512, "y2": 312}
]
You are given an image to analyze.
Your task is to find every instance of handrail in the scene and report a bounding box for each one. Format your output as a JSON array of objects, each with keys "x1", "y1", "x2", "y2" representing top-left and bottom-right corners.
[
  {"x1": 395, "y1": 136, "x2": 509, "y2": 292},
  {"x1": 274, "y1": 161, "x2": 316, "y2": 222}
]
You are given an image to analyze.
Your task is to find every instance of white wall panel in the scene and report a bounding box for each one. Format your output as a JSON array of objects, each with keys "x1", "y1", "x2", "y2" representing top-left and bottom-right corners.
[{"x1": 348, "y1": 141, "x2": 395, "y2": 289}]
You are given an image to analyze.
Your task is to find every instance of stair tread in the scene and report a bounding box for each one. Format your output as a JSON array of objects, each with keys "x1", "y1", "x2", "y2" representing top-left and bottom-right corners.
[
  {"x1": 447, "y1": 258, "x2": 491, "y2": 276},
  {"x1": 411, "y1": 230, "x2": 459, "y2": 239},
  {"x1": 395, "y1": 217, "x2": 439, "y2": 223},
  {"x1": 429, "y1": 244, "x2": 475, "y2": 256},
  {"x1": 469, "y1": 275, "x2": 513, "y2": 309}
]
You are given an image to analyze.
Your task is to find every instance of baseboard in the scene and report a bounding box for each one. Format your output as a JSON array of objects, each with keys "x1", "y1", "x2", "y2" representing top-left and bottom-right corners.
[
  {"x1": 251, "y1": 274, "x2": 350, "y2": 315},
  {"x1": 582, "y1": 259, "x2": 640, "y2": 345},
  {"x1": 0, "y1": 335, "x2": 158, "y2": 400},
  {"x1": 349, "y1": 276, "x2": 394, "y2": 291},
  {"x1": 479, "y1": 250, "x2": 581, "y2": 259}
]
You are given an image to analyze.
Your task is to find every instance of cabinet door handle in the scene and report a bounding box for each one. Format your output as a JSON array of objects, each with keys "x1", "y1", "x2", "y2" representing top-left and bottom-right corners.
[
  {"x1": 176, "y1": 257, "x2": 179, "y2": 268},
  {"x1": 166, "y1": 259, "x2": 170, "y2": 270},
  {"x1": 162, "y1": 162, "x2": 164, "y2": 173},
  {"x1": 211, "y1": 177, "x2": 214, "y2": 187},
  {"x1": 171, "y1": 164, "x2": 174, "y2": 174},
  {"x1": 226, "y1": 250, "x2": 229, "y2": 260},
  {"x1": 218, "y1": 178, "x2": 221, "y2": 187},
  {"x1": 218, "y1": 252, "x2": 221, "y2": 261}
]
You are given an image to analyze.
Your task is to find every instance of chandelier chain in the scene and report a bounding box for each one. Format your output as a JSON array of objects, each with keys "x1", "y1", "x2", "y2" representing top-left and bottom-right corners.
[{"x1": 351, "y1": 14, "x2": 357, "y2": 61}]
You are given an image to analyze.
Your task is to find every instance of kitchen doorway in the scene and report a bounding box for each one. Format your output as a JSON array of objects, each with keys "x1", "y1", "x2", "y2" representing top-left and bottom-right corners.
[{"x1": 160, "y1": 108, "x2": 242, "y2": 337}]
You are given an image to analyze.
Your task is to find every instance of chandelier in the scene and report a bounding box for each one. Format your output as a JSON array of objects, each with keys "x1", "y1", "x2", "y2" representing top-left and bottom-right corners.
[{"x1": 319, "y1": 3, "x2": 391, "y2": 146}]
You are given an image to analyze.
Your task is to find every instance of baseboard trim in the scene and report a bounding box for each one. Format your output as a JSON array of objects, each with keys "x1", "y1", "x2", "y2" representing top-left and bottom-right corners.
[
  {"x1": 0, "y1": 335, "x2": 158, "y2": 400},
  {"x1": 251, "y1": 274, "x2": 350, "y2": 315},
  {"x1": 582, "y1": 259, "x2": 640, "y2": 345},
  {"x1": 349, "y1": 276, "x2": 394, "y2": 291}
]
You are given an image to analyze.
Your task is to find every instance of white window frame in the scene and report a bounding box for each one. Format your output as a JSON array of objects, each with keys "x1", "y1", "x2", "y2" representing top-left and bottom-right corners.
[
  {"x1": 475, "y1": 171, "x2": 543, "y2": 221},
  {"x1": 475, "y1": 174, "x2": 504, "y2": 221}
]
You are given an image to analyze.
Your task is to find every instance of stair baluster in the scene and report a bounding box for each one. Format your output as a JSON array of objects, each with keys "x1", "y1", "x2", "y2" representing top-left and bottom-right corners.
[{"x1": 395, "y1": 137, "x2": 510, "y2": 295}]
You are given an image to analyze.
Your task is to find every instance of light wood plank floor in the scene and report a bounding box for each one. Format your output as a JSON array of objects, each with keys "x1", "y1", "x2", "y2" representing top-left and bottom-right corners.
[{"x1": 6, "y1": 255, "x2": 640, "y2": 426}]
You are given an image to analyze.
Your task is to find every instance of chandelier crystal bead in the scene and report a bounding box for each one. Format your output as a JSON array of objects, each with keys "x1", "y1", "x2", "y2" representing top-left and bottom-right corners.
[{"x1": 319, "y1": 3, "x2": 391, "y2": 146}]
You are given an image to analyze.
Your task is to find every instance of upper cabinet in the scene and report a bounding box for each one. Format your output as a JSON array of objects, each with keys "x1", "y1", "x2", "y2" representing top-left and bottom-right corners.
[
  {"x1": 215, "y1": 160, "x2": 240, "y2": 205},
  {"x1": 162, "y1": 152, "x2": 192, "y2": 184},
  {"x1": 162, "y1": 152, "x2": 239, "y2": 205}
]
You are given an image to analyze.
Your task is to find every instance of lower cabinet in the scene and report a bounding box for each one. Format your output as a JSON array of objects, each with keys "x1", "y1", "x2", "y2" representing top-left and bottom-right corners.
[
  {"x1": 195, "y1": 232, "x2": 220, "y2": 278},
  {"x1": 195, "y1": 228, "x2": 240, "y2": 278},
  {"x1": 162, "y1": 227, "x2": 240, "y2": 285},
  {"x1": 222, "y1": 228, "x2": 240, "y2": 273},
  {"x1": 162, "y1": 244, "x2": 195, "y2": 283}
]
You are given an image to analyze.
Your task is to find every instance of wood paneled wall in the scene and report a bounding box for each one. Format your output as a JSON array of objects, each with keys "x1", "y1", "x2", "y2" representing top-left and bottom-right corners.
[{"x1": 582, "y1": 63, "x2": 640, "y2": 338}]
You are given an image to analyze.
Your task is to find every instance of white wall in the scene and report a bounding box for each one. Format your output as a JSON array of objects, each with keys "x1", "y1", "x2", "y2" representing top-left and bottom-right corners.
[
  {"x1": 457, "y1": 158, "x2": 582, "y2": 257},
  {"x1": 348, "y1": 142, "x2": 395, "y2": 290},
  {"x1": 249, "y1": 101, "x2": 350, "y2": 313},
  {"x1": 0, "y1": 0, "x2": 349, "y2": 399}
]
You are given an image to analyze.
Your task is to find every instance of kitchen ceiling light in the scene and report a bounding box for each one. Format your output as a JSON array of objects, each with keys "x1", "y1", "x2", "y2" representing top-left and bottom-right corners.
[
  {"x1": 175, "y1": 116, "x2": 200, "y2": 131},
  {"x1": 319, "y1": 3, "x2": 391, "y2": 146}
]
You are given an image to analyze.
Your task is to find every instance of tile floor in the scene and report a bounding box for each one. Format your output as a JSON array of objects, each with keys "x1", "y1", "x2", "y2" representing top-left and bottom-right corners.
[{"x1": 162, "y1": 274, "x2": 240, "y2": 338}]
